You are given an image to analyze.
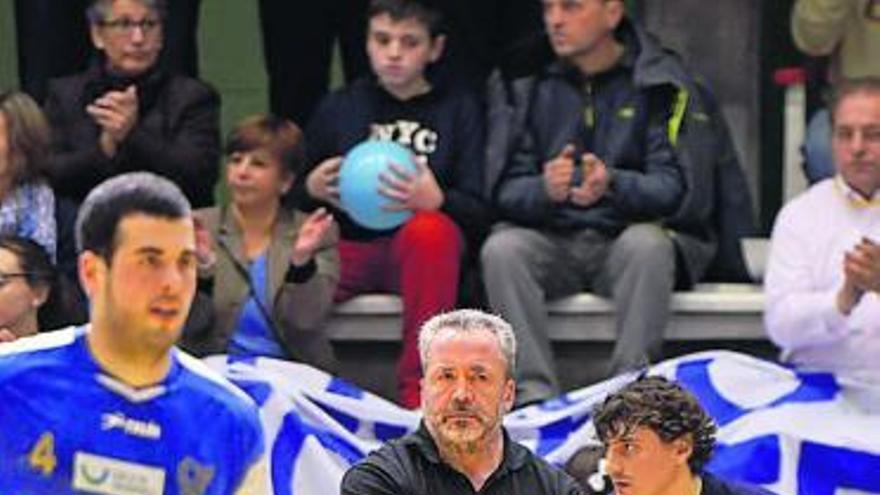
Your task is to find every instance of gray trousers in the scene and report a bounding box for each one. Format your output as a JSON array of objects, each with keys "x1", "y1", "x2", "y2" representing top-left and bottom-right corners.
[{"x1": 480, "y1": 222, "x2": 676, "y2": 405}]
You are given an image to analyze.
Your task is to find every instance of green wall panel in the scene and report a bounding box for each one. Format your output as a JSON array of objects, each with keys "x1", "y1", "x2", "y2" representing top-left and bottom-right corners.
[
  {"x1": 198, "y1": 0, "x2": 268, "y2": 139},
  {"x1": 0, "y1": 1, "x2": 19, "y2": 90},
  {"x1": 198, "y1": 0, "x2": 268, "y2": 203}
]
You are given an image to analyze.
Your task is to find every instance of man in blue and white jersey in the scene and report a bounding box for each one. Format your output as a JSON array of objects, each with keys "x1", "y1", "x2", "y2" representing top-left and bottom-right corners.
[{"x1": 0, "y1": 172, "x2": 267, "y2": 495}]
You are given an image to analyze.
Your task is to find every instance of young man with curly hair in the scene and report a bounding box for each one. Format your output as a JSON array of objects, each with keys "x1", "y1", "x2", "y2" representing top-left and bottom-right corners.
[{"x1": 593, "y1": 376, "x2": 772, "y2": 495}]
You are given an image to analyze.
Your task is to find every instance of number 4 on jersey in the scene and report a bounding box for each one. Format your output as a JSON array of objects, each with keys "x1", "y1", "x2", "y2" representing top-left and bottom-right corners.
[{"x1": 28, "y1": 432, "x2": 57, "y2": 476}]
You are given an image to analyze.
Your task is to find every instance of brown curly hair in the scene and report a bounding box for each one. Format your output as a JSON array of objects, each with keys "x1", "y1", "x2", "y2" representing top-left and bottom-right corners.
[{"x1": 593, "y1": 375, "x2": 717, "y2": 473}]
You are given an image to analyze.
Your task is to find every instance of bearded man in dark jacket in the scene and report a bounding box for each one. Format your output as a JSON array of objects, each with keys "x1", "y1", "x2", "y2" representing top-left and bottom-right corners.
[{"x1": 481, "y1": 0, "x2": 754, "y2": 406}]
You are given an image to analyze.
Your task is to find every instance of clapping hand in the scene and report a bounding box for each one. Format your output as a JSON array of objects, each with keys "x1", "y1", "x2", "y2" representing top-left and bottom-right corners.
[
  {"x1": 837, "y1": 237, "x2": 880, "y2": 314},
  {"x1": 845, "y1": 237, "x2": 880, "y2": 292},
  {"x1": 193, "y1": 215, "x2": 216, "y2": 270},
  {"x1": 292, "y1": 207, "x2": 335, "y2": 266},
  {"x1": 543, "y1": 144, "x2": 576, "y2": 203},
  {"x1": 87, "y1": 85, "x2": 139, "y2": 158},
  {"x1": 569, "y1": 153, "x2": 610, "y2": 207}
]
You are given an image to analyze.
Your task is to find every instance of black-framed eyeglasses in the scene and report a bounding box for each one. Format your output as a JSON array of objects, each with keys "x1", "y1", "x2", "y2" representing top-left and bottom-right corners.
[
  {"x1": 98, "y1": 18, "x2": 162, "y2": 36},
  {"x1": 0, "y1": 272, "x2": 32, "y2": 287}
]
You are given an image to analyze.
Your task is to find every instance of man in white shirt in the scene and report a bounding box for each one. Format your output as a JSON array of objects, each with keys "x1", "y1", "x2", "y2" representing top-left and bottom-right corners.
[
  {"x1": 765, "y1": 77, "x2": 880, "y2": 383},
  {"x1": 791, "y1": 0, "x2": 880, "y2": 183}
]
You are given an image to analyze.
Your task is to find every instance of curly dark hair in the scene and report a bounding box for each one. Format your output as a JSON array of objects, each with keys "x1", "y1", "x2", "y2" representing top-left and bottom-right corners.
[{"x1": 593, "y1": 376, "x2": 717, "y2": 473}]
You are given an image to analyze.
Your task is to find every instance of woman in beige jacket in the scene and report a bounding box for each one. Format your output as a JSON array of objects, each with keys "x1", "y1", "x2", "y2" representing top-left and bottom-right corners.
[{"x1": 181, "y1": 114, "x2": 339, "y2": 371}]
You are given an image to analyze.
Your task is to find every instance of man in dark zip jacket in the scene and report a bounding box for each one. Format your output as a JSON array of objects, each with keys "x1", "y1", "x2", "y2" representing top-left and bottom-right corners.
[{"x1": 481, "y1": 0, "x2": 754, "y2": 406}]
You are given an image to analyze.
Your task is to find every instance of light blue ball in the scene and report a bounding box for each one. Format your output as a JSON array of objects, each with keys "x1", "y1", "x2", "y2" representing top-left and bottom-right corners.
[{"x1": 339, "y1": 140, "x2": 418, "y2": 230}]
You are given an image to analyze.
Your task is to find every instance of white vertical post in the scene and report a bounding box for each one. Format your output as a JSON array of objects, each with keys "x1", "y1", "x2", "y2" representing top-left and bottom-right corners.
[
  {"x1": 775, "y1": 68, "x2": 809, "y2": 202},
  {"x1": 783, "y1": 82, "x2": 808, "y2": 201}
]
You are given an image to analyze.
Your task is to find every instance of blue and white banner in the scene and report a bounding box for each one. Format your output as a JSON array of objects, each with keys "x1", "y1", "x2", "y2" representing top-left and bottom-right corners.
[{"x1": 205, "y1": 351, "x2": 880, "y2": 495}]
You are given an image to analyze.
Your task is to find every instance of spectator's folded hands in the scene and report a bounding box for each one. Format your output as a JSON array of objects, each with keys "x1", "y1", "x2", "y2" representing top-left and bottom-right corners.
[
  {"x1": 570, "y1": 153, "x2": 609, "y2": 207},
  {"x1": 543, "y1": 144, "x2": 576, "y2": 203}
]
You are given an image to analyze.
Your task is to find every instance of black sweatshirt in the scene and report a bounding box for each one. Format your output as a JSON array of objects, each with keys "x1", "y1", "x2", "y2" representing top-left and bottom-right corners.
[{"x1": 301, "y1": 77, "x2": 489, "y2": 242}]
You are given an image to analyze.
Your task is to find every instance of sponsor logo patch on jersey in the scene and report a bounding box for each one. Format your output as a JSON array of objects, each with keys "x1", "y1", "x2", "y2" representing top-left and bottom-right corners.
[{"x1": 72, "y1": 452, "x2": 165, "y2": 495}]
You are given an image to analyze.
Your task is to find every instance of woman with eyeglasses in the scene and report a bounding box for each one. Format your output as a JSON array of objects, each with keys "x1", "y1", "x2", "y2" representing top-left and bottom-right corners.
[
  {"x1": 181, "y1": 114, "x2": 340, "y2": 371},
  {"x1": 43, "y1": 0, "x2": 220, "y2": 209},
  {"x1": 0, "y1": 91, "x2": 56, "y2": 261},
  {"x1": 0, "y1": 236, "x2": 56, "y2": 343}
]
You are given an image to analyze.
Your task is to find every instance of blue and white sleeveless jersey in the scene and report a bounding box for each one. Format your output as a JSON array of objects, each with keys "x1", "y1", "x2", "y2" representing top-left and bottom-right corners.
[{"x1": 0, "y1": 326, "x2": 265, "y2": 495}]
